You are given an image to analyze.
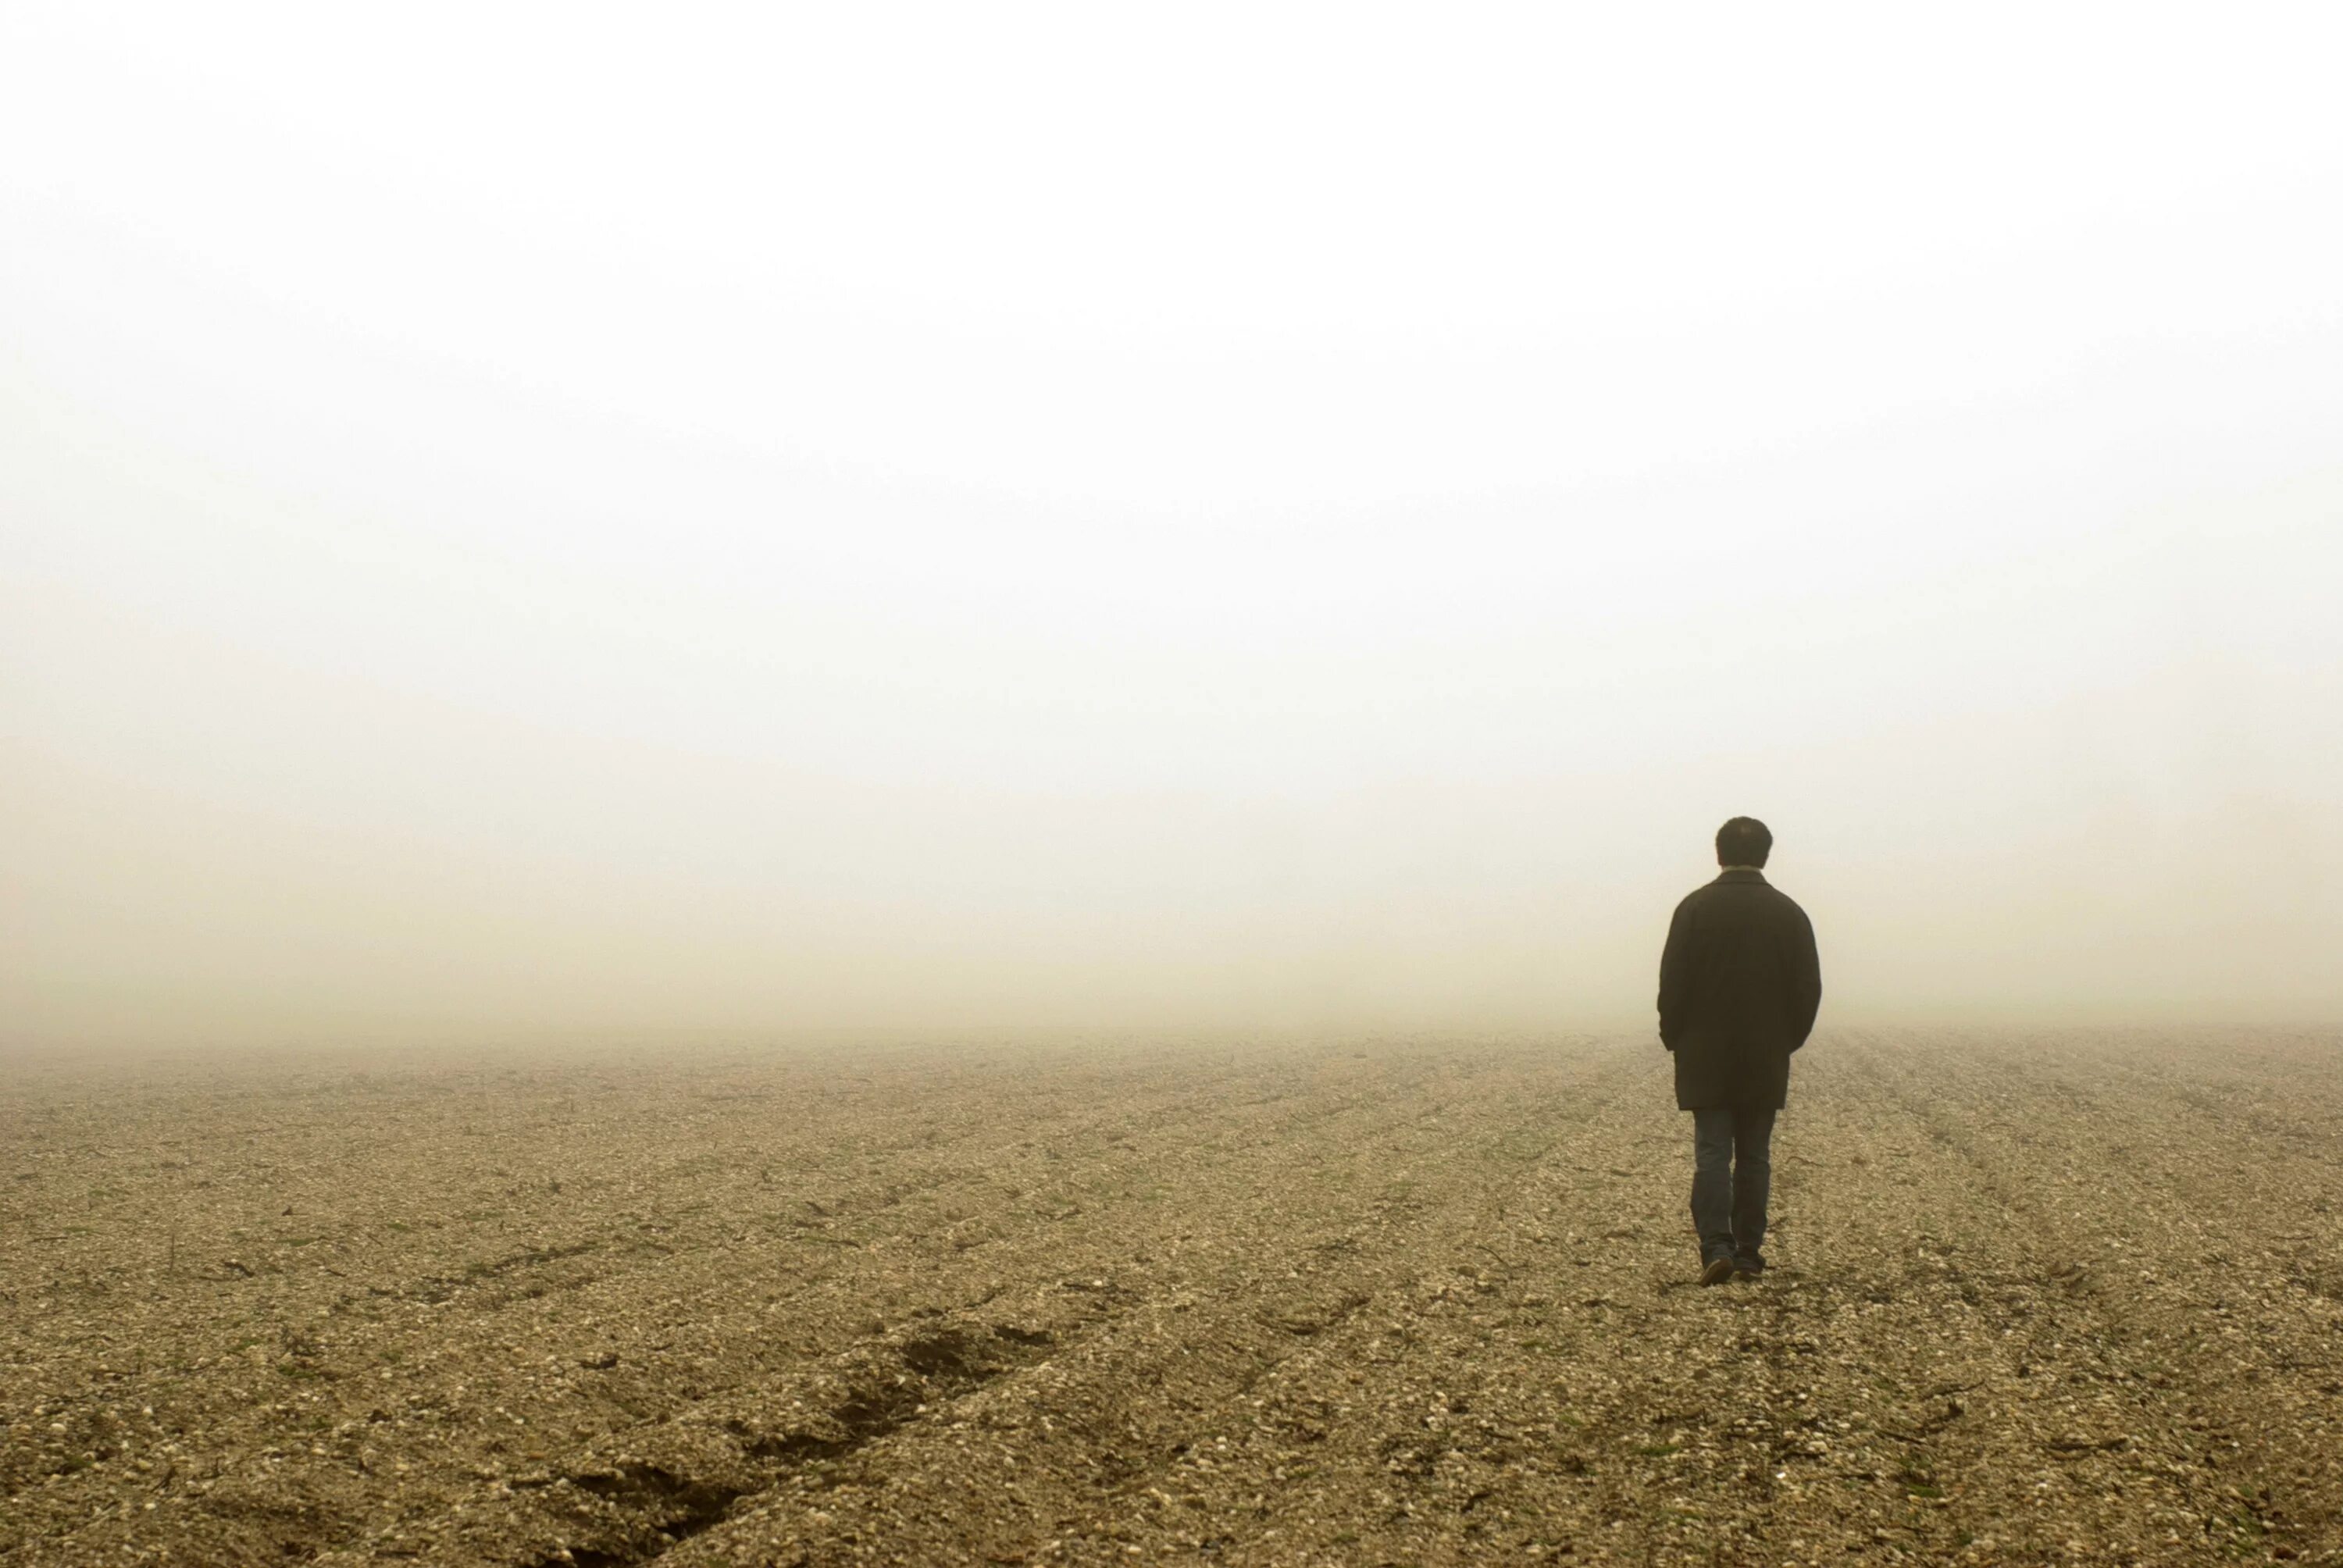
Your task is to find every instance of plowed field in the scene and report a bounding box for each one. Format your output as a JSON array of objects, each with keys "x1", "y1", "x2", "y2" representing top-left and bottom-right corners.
[{"x1": 5, "y1": 1030, "x2": 2340, "y2": 1566}]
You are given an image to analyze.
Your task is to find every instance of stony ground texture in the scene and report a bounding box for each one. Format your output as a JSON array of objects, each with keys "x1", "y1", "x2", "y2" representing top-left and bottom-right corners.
[{"x1": 4, "y1": 1028, "x2": 2340, "y2": 1566}]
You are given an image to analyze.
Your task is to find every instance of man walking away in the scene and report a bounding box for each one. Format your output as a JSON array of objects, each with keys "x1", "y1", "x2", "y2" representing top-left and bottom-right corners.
[{"x1": 1657, "y1": 817, "x2": 1823, "y2": 1285}]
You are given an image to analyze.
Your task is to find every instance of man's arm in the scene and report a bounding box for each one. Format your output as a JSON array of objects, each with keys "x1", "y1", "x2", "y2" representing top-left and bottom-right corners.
[
  {"x1": 1657, "y1": 897, "x2": 1693, "y2": 1049},
  {"x1": 1785, "y1": 904, "x2": 1822, "y2": 1051}
]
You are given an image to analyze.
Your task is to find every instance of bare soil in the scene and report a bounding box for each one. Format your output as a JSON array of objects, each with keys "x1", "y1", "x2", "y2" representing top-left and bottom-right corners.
[{"x1": 4, "y1": 1028, "x2": 2340, "y2": 1566}]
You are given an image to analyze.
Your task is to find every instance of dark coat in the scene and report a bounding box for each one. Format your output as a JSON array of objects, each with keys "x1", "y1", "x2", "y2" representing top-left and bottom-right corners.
[{"x1": 1657, "y1": 869, "x2": 1822, "y2": 1110}]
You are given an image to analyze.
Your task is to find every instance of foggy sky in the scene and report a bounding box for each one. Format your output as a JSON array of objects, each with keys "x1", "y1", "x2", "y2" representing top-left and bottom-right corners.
[{"x1": 5, "y1": 5, "x2": 2341, "y2": 1049}]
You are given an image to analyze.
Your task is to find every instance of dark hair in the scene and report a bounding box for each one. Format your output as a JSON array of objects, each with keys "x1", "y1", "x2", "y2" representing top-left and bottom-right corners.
[{"x1": 1715, "y1": 816, "x2": 1771, "y2": 868}]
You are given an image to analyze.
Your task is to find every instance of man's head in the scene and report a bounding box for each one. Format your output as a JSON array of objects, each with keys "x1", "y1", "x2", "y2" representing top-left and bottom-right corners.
[{"x1": 1715, "y1": 816, "x2": 1772, "y2": 869}]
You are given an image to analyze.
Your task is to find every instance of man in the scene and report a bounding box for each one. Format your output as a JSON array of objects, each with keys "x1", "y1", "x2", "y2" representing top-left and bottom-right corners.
[{"x1": 1657, "y1": 817, "x2": 1823, "y2": 1286}]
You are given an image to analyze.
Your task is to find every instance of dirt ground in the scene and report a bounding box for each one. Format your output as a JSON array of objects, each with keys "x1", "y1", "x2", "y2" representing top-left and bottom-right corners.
[{"x1": 4, "y1": 1028, "x2": 2340, "y2": 1566}]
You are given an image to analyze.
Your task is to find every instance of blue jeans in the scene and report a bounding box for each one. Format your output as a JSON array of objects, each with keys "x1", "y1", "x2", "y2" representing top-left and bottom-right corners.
[{"x1": 1691, "y1": 1106, "x2": 1776, "y2": 1268}]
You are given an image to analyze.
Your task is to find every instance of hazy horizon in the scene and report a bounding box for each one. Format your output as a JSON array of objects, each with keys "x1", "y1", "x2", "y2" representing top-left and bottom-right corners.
[{"x1": 6, "y1": 6, "x2": 2341, "y2": 1049}]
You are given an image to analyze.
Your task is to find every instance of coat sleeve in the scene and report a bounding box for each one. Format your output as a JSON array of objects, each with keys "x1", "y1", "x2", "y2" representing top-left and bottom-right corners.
[
  {"x1": 1785, "y1": 903, "x2": 1822, "y2": 1051},
  {"x1": 1657, "y1": 897, "x2": 1693, "y2": 1049}
]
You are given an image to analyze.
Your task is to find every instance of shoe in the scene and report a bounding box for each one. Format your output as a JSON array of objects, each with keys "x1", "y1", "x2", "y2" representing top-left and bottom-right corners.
[
  {"x1": 1699, "y1": 1256, "x2": 1736, "y2": 1287},
  {"x1": 1733, "y1": 1263, "x2": 1763, "y2": 1280}
]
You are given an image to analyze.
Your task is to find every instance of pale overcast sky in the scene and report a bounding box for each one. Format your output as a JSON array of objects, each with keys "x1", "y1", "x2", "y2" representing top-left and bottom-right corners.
[{"x1": 5, "y1": 4, "x2": 2339, "y2": 1047}]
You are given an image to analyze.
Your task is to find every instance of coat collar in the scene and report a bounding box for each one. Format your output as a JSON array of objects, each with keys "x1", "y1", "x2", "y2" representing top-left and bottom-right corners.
[{"x1": 1715, "y1": 867, "x2": 1768, "y2": 884}]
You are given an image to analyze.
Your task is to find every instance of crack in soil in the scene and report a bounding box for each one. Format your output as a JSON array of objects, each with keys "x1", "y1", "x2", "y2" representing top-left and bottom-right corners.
[{"x1": 515, "y1": 1323, "x2": 1059, "y2": 1568}]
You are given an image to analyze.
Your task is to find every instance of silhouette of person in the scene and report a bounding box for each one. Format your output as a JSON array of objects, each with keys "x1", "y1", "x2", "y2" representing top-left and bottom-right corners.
[{"x1": 1657, "y1": 817, "x2": 1822, "y2": 1285}]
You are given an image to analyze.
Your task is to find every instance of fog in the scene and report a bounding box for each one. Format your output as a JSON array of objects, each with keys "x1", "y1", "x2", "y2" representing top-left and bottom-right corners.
[{"x1": 5, "y1": 5, "x2": 2340, "y2": 1049}]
